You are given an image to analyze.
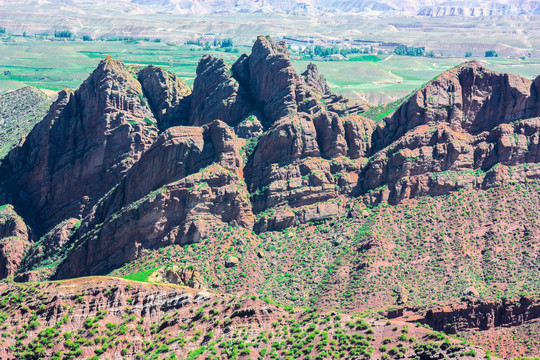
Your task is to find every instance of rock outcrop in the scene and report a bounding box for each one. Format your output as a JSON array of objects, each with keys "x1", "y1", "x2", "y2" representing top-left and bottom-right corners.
[
  {"x1": 189, "y1": 55, "x2": 252, "y2": 127},
  {"x1": 244, "y1": 112, "x2": 373, "y2": 228},
  {"x1": 1, "y1": 57, "x2": 158, "y2": 232},
  {"x1": 137, "y1": 65, "x2": 191, "y2": 130},
  {"x1": 373, "y1": 61, "x2": 540, "y2": 150},
  {"x1": 422, "y1": 296, "x2": 540, "y2": 334},
  {"x1": 0, "y1": 205, "x2": 31, "y2": 278},
  {"x1": 148, "y1": 265, "x2": 206, "y2": 289},
  {"x1": 53, "y1": 120, "x2": 253, "y2": 279},
  {"x1": 243, "y1": 60, "x2": 540, "y2": 228},
  {"x1": 361, "y1": 62, "x2": 540, "y2": 204}
]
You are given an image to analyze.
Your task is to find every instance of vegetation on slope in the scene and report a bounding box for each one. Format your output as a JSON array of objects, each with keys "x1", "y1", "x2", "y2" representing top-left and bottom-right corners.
[
  {"x1": 0, "y1": 86, "x2": 51, "y2": 159},
  {"x1": 109, "y1": 180, "x2": 540, "y2": 314},
  {"x1": 361, "y1": 93, "x2": 411, "y2": 122},
  {"x1": 0, "y1": 278, "x2": 489, "y2": 360}
]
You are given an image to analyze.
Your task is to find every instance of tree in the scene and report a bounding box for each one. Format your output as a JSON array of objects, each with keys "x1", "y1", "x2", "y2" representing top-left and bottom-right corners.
[
  {"x1": 221, "y1": 38, "x2": 233, "y2": 48},
  {"x1": 394, "y1": 46, "x2": 426, "y2": 57},
  {"x1": 485, "y1": 50, "x2": 498, "y2": 57},
  {"x1": 54, "y1": 30, "x2": 73, "y2": 38},
  {"x1": 465, "y1": 51, "x2": 473, "y2": 57}
]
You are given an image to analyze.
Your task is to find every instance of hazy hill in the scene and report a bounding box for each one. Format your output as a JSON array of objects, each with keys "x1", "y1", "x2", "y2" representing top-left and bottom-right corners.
[
  {"x1": 130, "y1": 0, "x2": 540, "y2": 15},
  {"x1": 2, "y1": 0, "x2": 538, "y2": 16}
]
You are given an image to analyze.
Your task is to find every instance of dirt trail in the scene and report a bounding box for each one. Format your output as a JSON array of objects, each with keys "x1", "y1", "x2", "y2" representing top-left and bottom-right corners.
[{"x1": 380, "y1": 54, "x2": 394, "y2": 62}]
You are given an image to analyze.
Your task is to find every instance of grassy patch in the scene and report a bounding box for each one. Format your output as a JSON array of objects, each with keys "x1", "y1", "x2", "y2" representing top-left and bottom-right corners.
[
  {"x1": 347, "y1": 54, "x2": 383, "y2": 62},
  {"x1": 121, "y1": 266, "x2": 162, "y2": 282}
]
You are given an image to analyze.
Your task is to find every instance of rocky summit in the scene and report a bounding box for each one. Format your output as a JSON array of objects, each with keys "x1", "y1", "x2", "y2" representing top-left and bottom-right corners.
[{"x1": 0, "y1": 35, "x2": 540, "y2": 359}]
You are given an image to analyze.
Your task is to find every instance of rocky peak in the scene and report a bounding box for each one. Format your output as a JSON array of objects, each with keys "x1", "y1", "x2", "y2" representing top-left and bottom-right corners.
[
  {"x1": 186, "y1": 37, "x2": 310, "y2": 131},
  {"x1": 137, "y1": 65, "x2": 191, "y2": 130},
  {"x1": 374, "y1": 60, "x2": 540, "y2": 150},
  {"x1": 302, "y1": 63, "x2": 332, "y2": 96},
  {"x1": 1, "y1": 57, "x2": 157, "y2": 233},
  {"x1": 251, "y1": 35, "x2": 289, "y2": 58},
  {"x1": 246, "y1": 35, "x2": 307, "y2": 124},
  {"x1": 188, "y1": 35, "x2": 368, "y2": 133},
  {"x1": 80, "y1": 56, "x2": 151, "y2": 119},
  {"x1": 189, "y1": 55, "x2": 252, "y2": 127}
]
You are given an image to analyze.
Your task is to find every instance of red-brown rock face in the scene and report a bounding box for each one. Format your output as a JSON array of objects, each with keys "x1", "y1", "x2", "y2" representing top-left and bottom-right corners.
[
  {"x1": 1, "y1": 38, "x2": 539, "y2": 281},
  {"x1": 245, "y1": 113, "x2": 371, "y2": 228},
  {"x1": 0, "y1": 205, "x2": 30, "y2": 278},
  {"x1": 189, "y1": 55, "x2": 252, "y2": 126},
  {"x1": 361, "y1": 62, "x2": 540, "y2": 204},
  {"x1": 422, "y1": 296, "x2": 540, "y2": 334},
  {"x1": 248, "y1": 36, "x2": 306, "y2": 122},
  {"x1": 244, "y1": 60, "x2": 540, "y2": 229},
  {"x1": 231, "y1": 35, "x2": 312, "y2": 125},
  {"x1": 53, "y1": 120, "x2": 253, "y2": 279},
  {"x1": 137, "y1": 65, "x2": 191, "y2": 130},
  {"x1": 2, "y1": 57, "x2": 158, "y2": 232},
  {"x1": 374, "y1": 61, "x2": 540, "y2": 150}
]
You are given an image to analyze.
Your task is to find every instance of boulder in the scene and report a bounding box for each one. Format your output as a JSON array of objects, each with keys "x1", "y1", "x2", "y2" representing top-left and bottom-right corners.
[
  {"x1": 148, "y1": 265, "x2": 206, "y2": 290},
  {"x1": 225, "y1": 256, "x2": 240, "y2": 268}
]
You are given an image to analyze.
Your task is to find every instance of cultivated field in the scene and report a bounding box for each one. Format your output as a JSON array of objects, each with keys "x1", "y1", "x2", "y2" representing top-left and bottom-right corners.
[{"x1": 1, "y1": 37, "x2": 539, "y2": 105}]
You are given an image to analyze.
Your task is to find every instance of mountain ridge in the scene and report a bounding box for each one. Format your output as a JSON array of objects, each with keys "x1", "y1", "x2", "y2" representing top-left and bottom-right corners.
[
  {"x1": 1, "y1": 35, "x2": 539, "y2": 282},
  {"x1": 1, "y1": 34, "x2": 540, "y2": 359}
]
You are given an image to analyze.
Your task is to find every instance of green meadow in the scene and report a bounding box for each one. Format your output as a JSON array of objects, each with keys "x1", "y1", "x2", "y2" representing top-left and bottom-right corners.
[{"x1": 1, "y1": 36, "x2": 539, "y2": 104}]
